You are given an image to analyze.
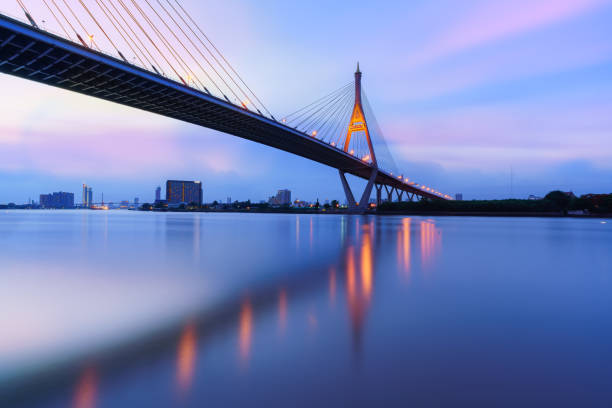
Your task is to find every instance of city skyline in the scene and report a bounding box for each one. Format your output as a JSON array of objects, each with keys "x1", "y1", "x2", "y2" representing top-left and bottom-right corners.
[{"x1": 1, "y1": 0, "x2": 611, "y2": 203}]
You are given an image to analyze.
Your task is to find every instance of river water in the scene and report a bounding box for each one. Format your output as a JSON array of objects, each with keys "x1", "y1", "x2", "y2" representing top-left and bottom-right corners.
[{"x1": 1, "y1": 211, "x2": 611, "y2": 407}]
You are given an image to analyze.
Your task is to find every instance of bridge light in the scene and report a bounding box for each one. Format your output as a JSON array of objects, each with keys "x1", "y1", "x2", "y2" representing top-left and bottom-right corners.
[
  {"x1": 362, "y1": 155, "x2": 370, "y2": 161},
  {"x1": 311, "y1": 130, "x2": 318, "y2": 137},
  {"x1": 331, "y1": 142, "x2": 336, "y2": 147},
  {"x1": 282, "y1": 118, "x2": 287, "y2": 123},
  {"x1": 349, "y1": 149, "x2": 355, "y2": 155}
]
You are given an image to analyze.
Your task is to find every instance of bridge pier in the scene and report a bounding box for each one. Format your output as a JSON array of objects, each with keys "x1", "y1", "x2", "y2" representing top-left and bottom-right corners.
[
  {"x1": 396, "y1": 190, "x2": 405, "y2": 202},
  {"x1": 384, "y1": 185, "x2": 393, "y2": 203},
  {"x1": 339, "y1": 168, "x2": 378, "y2": 213},
  {"x1": 375, "y1": 184, "x2": 383, "y2": 207}
]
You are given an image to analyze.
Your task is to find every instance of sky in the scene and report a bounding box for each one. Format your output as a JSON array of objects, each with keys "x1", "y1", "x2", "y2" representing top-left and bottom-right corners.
[{"x1": 1, "y1": 0, "x2": 611, "y2": 203}]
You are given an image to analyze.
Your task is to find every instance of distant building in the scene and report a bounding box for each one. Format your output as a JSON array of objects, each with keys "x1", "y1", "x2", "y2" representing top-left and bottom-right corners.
[
  {"x1": 82, "y1": 184, "x2": 93, "y2": 207},
  {"x1": 227, "y1": 197, "x2": 232, "y2": 205},
  {"x1": 155, "y1": 186, "x2": 161, "y2": 202},
  {"x1": 166, "y1": 180, "x2": 203, "y2": 205},
  {"x1": 269, "y1": 189, "x2": 291, "y2": 206},
  {"x1": 528, "y1": 195, "x2": 542, "y2": 200},
  {"x1": 455, "y1": 193, "x2": 463, "y2": 201},
  {"x1": 134, "y1": 197, "x2": 139, "y2": 205},
  {"x1": 82, "y1": 184, "x2": 88, "y2": 207},
  {"x1": 40, "y1": 192, "x2": 74, "y2": 209}
]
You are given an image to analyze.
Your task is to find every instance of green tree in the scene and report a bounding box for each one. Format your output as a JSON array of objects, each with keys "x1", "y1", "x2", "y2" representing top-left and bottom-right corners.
[{"x1": 545, "y1": 191, "x2": 572, "y2": 210}]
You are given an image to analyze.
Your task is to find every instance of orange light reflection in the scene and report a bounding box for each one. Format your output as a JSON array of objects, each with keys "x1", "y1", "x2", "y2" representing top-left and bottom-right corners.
[
  {"x1": 278, "y1": 289, "x2": 287, "y2": 333},
  {"x1": 176, "y1": 323, "x2": 197, "y2": 394},
  {"x1": 73, "y1": 367, "x2": 97, "y2": 408},
  {"x1": 239, "y1": 300, "x2": 253, "y2": 362}
]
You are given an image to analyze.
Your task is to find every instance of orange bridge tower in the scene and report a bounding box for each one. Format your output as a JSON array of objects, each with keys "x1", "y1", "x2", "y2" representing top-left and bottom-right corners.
[{"x1": 339, "y1": 63, "x2": 379, "y2": 212}]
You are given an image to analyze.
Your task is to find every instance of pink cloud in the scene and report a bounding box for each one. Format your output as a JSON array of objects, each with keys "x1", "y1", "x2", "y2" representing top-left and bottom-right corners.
[{"x1": 408, "y1": 0, "x2": 610, "y2": 67}]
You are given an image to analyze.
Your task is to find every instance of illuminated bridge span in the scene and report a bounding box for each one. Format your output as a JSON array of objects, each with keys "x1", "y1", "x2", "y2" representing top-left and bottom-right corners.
[{"x1": 0, "y1": 2, "x2": 451, "y2": 211}]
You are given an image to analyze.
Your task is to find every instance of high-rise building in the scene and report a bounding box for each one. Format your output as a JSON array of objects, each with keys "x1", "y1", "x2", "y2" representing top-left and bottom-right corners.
[
  {"x1": 82, "y1": 184, "x2": 88, "y2": 207},
  {"x1": 455, "y1": 193, "x2": 463, "y2": 201},
  {"x1": 268, "y1": 189, "x2": 291, "y2": 206},
  {"x1": 277, "y1": 189, "x2": 291, "y2": 205},
  {"x1": 155, "y1": 186, "x2": 161, "y2": 202},
  {"x1": 82, "y1": 184, "x2": 93, "y2": 207},
  {"x1": 40, "y1": 192, "x2": 74, "y2": 209},
  {"x1": 166, "y1": 180, "x2": 203, "y2": 205}
]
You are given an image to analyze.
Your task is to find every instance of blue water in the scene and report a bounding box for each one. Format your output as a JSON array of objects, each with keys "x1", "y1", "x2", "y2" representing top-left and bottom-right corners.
[{"x1": 1, "y1": 211, "x2": 611, "y2": 407}]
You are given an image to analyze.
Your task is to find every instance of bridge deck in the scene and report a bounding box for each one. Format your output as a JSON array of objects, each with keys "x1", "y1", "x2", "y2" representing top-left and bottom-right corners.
[{"x1": 0, "y1": 14, "x2": 445, "y2": 201}]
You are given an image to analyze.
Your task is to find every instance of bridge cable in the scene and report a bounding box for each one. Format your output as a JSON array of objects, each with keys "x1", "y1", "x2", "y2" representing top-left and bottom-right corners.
[
  {"x1": 312, "y1": 90, "x2": 353, "y2": 143},
  {"x1": 137, "y1": 0, "x2": 210, "y2": 91},
  {"x1": 49, "y1": 0, "x2": 91, "y2": 48},
  {"x1": 142, "y1": 0, "x2": 225, "y2": 97},
  {"x1": 127, "y1": 0, "x2": 207, "y2": 90},
  {"x1": 15, "y1": 0, "x2": 38, "y2": 28},
  {"x1": 299, "y1": 87, "x2": 352, "y2": 137},
  {"x1": 159, "y1": 0, "x2": 258, "y2": 113},
  {"x1": 171, "y1": 0, "x2": 275, "y2": 119},
  {"x1": 59, "y1": 0, "x2": 102, "y2": 51},
  {"x1": 362, "y1": 88, "x2": 399, "y2": 174},
  {"x1": 116, "y1": 0, "x2": 185, "y2": 84},
  {"x1": 127, "y1": 0, "x2": 195, "y2": 85},
  {"x1": 41, "y1": 0, "x2": 73, "y2": 40},
  {"x1": 329, "y1": 92, "x2": 355, "y2": 146},
  {"x1": 106, "y1": 0, "x2": 165, "y2": 75},
  {"x1": 315, "y1": 89, "x2": 352, "y2": 143},
  {"x1": 94, "y1": 0, "x2": 147, "y2": 67},
  {"x1": 116, "y1": 0, "x2": 173, "y2": 76},
  {"x1": 154, "y1": 0, "x2": 251, "y2": 109},
  {"x1": 283, "y1": 82, "x2": 352, "y2": 122},
  {"x1": 293, "y1": 86, "x2": 352, "y2": 130},
  {"x1": 77, "y1": 0, "x2": 128, "y2": 62},
  {"x1": 300, "y1": 89, "x2": 351, "y2": 141},
  {"x1": 284, "y1": 87, "x2": 352, "y2": 132}
]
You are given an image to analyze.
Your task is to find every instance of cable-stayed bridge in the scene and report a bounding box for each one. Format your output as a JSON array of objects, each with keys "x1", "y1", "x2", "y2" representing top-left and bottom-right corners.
[{"x1": 0, "y1": 1, "x2": 452, "y2": 211}]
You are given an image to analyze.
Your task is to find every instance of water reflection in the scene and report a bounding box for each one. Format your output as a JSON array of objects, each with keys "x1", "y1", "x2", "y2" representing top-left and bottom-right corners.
[
  {"x1": 420, "y1": 220, "x2": 441, "y2": 267},
  {"x1": 343, "y1": 222, "x2": 374, "y2": 354},
  {"x1": 329, "y1": 267, "x2": 336, "y2": 305},
  {"x1": 72, "y1": 367, "x2": 97, "y2": 408},
  {"x1": 278, "y1": 289, "x2": 288, "y2": 334},
  {"x1": 176, "y1": 323, "x2": 197, "y2": 394},
  {"x1": 238, "y1": 299, "x2": 253, "y2": 363},
  {"x1": 398, "y1": 218, "x2": 412, "y2": 279}
]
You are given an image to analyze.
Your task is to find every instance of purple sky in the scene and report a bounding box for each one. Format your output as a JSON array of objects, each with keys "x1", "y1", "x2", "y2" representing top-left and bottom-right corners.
[{"x1": 1, "y1": 0, "x2": 611, "y2": 203}]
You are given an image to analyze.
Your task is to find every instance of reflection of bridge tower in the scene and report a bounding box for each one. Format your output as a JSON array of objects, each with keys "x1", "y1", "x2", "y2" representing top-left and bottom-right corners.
[{"x1": 339, "y1": 64, "x2": 378, "y2": 213}]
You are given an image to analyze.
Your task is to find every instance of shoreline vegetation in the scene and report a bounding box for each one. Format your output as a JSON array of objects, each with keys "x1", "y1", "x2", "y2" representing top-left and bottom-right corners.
[{"x1": 2, "y1": 191, "x2": 611, "y2": 218}]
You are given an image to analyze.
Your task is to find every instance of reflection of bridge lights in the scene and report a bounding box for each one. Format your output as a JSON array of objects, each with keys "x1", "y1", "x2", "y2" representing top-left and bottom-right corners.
[
  {"x1": 239, "y1": 300, "x2": 253, "y2": 362},
  {"x1": 278, "y1": 289, "x2": 287, "y2": 332},
  {"x1": 176, "y1": 324, "x2": 197, "y2": 394},
  {"x1": 397, "y1": 218, "x2": 411, "y2": 277},
  {"x1": 73, "y1": 367, "x2": 97, "y2": 408}
]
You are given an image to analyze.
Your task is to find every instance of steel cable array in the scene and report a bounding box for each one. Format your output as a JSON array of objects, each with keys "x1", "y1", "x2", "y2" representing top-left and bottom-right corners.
[
  {"x1": 10, "y1": 0, "x2": 273, "y2": 119},
  {"x1": 282, "y1": 83, "x2": 400, "y2": 171}
]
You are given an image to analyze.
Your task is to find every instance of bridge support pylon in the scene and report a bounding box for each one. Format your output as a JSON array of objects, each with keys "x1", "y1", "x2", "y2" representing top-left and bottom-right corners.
[
  {"x1": 339, "y1": 169, "x2": 378, "y2": 213},
  {"x1": 338, "y1": 63, "x2": 379, "y2": 214}
]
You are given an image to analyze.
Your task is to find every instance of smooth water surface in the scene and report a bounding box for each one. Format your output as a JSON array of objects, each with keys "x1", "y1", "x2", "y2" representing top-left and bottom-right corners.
[{"x1": 1, "y1": 211, "x2": 611, "y2": 407}]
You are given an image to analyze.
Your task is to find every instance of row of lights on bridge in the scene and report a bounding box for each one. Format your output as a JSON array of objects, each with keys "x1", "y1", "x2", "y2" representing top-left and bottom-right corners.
[{"x1": 277, "y1": 125, "x2": 454, "y2": 200}]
